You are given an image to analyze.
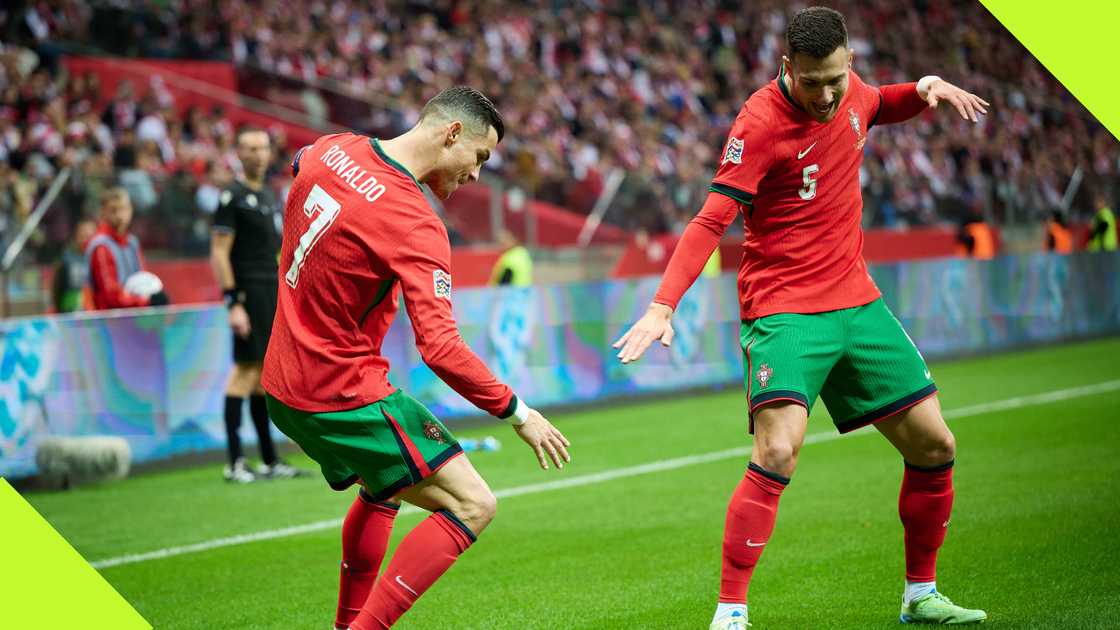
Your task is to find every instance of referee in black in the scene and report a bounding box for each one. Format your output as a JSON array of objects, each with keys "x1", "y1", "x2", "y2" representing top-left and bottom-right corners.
[{"x1": 210, "y1": 126, "x2": 302, "y2": 482}]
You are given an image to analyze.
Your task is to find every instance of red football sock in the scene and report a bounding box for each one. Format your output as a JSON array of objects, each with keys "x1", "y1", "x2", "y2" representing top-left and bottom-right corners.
[
  {"x1": 336, "y1": 491, "x2": 399, "y2": 629},
  {"x1": 899, "y1": 461, "x2": 954, "y2": 582},
  {"x1": 719, "y1": 463, "x2": 788, "y2": 604},
  {"x1": 350, "y1": 510, "x2": 475, "y2": 630}
]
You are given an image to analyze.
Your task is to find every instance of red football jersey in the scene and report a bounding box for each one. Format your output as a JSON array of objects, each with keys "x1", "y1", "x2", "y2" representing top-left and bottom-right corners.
[
  {"x1": 655, "y1": 68, "x2": 927, "y2": 320},
  {"x1": 262, "y1": 133, "x2": 517, "y2": 417}
]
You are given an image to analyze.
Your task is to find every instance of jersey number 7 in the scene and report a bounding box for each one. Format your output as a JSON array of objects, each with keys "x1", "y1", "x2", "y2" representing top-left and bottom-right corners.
[{"x1": 285, "y1": 184, "x2": 342, "y2": 288}]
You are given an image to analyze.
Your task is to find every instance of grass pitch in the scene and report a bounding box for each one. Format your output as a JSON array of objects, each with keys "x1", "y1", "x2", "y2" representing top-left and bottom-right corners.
[{"x1": 23, "y1": 338, "x2": 1120, "y2": 629}]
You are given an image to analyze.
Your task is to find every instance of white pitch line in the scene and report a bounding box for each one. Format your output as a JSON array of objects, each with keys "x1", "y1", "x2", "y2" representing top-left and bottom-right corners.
[{"x1": 89, "y1": 378, "x2": 1120, "y2": 570}]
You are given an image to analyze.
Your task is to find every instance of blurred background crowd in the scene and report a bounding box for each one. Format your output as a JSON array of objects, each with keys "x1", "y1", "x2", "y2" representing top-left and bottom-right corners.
[{"x1": 1, "y1": 0, "x2": 1117, "y2": 264}]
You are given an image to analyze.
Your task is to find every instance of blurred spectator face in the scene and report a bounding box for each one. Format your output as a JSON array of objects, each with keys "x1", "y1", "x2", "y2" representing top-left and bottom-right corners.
[
  {"x1": 497, "y1": 228, "x2": 518, "y2": 249},
  {"x1": 74, "y1": 219, "x2": 96, "y2": 247},
  {"x1": 785, "y1": 46, "x2": 852, "y2": 123},
  {"x1": 236, "y1": 129, "x2": 271, "y2": 180},
  {"x1": 101, "y1": 190, "x2": 134, "y2": 234},
  {"x1": 429, "y1": 123, "x2": 498, "y2": 200}
]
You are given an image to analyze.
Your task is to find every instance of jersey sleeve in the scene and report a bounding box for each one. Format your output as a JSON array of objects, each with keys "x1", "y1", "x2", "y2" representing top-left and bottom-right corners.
[
  {"x1": 653, "y1": 192, "x2": 740, "y2": 310},
  {"x1": 392, "y1": 217, "x2": 518, "y2": 418},
  {"x1": 868, "y1": 82, "x2": 928, "y2": 127},
  {"x1": 213, "y1": 189, "x2": 236, "y2": 233},
  {"x1": 709, "y1": 108, "x2": 774, "y2": 205}
]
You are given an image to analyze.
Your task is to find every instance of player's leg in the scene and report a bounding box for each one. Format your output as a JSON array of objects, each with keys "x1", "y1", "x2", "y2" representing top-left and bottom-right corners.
[
  {"x1": 333, "y1": 487, "x2": 400, "y2": 630},
  {"x1": 713, "y1": 315, "x2": 839, "y2": 629},
  {"x1": 262, "y1": 395, "x2": 398, "y2": 630},
  {"x1": 715, "y1": 401, "x2": 806, "y2": 629},
  {"x1": 822, "y1": 298, "x2": 984, "y2": 624},
  {"x1": 878, "y1": 399, "x2": 984, "y2": 624},
  {"x1": 349, "y1": 455, "x2": 495, "y2": 630},
  {"x1": 223, "y1": 361, "x2": 258, "y2": 482},
  {"x1": 876, "y1": 396, "x2": 955, "y2": 593}
]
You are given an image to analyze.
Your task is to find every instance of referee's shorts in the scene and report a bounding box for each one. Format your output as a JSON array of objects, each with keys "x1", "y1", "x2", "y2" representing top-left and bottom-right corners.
[{"x1": 233, "y1": 277, "x2": 278, "y2": 363}]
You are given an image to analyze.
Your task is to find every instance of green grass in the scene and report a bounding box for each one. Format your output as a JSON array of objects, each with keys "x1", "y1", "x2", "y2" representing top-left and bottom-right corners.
[{"x1": 24, "y1": 338, "x2": 1120, "y2": 629}]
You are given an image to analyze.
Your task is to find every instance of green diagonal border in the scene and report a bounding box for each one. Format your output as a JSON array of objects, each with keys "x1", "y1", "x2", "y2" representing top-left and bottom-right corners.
[
  {"x1": 0, "y1": 479, "x2": 151, "y2": 628},
  {"x1": 981, "y1": 0, "x2": 1120, "y2": 140}
]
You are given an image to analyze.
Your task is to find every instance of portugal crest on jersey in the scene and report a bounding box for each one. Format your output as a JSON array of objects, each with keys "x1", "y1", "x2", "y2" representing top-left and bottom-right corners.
[
  {"x1": 756, "y1": 363, "x2": 773, "y2": 388},
  {"x1": 722, "y1": 137, "x2": 744, "y2": 165},
  {"x1": 423, "y1": 421, "x2": 446, "y2": 444},
  {"x1": 848, "y1": 108, "x2": 867, "y2": 150}
]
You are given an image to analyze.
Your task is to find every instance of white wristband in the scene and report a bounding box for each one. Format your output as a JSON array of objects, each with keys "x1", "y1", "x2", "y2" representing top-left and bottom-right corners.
[
  {"x1": 509, "y1": 398, "x2": 531, "y2": 426},
  {"x1": 916, "y1": 75, "x2": 941, "y2": 99}
]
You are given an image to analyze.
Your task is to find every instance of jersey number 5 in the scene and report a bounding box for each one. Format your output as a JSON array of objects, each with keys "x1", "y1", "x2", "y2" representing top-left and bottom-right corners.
[
  {"x1": 799, "y1": 164, "x2": 819, "y2": 201},
  {"x1": 285, "y1": 184, "x2": 342, "y2": 288}
]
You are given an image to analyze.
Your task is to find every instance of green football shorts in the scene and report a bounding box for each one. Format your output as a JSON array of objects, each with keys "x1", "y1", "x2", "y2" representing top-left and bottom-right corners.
[
  {"x1": 740, "y1": 298, "x2": 937, "y2": 433},
  {"x1": 265, "y1": 390, "x2": 462, "y2": 501}
]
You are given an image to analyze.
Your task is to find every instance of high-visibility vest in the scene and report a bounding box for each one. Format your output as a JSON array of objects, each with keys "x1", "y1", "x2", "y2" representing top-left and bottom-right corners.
[
  {"x1": 1088, "y1": 207, "x2": 1118, "y2": 252},
  {"x1": 490, "y1": 245, "x2": 533, "y2": 286},
  {"x1": 84, "y1": 232, "x2": 142, "y2": 284},
  {"x1": 965, "y1": 222, "x2": 995, "y2": 259},
  {"x1": 1046, "y1": 221, "x2": 1073, "y2": 254}
]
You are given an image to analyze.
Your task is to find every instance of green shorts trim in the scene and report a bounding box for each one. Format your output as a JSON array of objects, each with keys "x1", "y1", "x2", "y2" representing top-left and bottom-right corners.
[
  {"x1": 264, "y1": 390, "x2": 462, "y2": 502},
  {"x1": 741, "y1": 298, "x2": 937, "y2": 434}
]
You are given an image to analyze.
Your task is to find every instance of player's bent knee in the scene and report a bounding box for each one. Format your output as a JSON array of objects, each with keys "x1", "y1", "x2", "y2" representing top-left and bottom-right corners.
[
  {"x1": 909, "y1": 428, "x2": 956, "y2": 467},
  {"x1": 927, "y1": 430, "x2": 956, "y2": 464},
  {"x1": 753, "y1": 440, "x2": 799, "y2": 478},
  {"x1": 454, "y1": 488, "x2": 497, "y2": 533}
]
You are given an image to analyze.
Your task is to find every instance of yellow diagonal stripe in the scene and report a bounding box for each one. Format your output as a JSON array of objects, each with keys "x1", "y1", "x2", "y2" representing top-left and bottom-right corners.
[
  {"x1": 981, "y1": 0, "x2": 1120, "y2": 139},
  {"x1": 0, "y1": 479, "x2": 151, "y2": 628}
]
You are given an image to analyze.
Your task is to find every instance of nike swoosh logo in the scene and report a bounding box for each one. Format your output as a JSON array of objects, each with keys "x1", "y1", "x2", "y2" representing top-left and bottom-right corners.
[
  {"x1": 746, "y1": 539, "x2": 767, "y2": 547},
  {"x1": 395, "y1": 575, "x2": 418, "y2": 596},
  {"x1": 797, "y1": 142, "x2": 817, "y2": 159},
  {"x1": 924, "y1": 369, "x2": 932, "y2": 379}
]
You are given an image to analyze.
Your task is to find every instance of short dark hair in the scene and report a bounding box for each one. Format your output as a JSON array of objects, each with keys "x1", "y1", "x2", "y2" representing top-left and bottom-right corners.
[
  {"x1": 236, "y1": 125, "x2": 270, "y2": 145},
  {"x1": 420, "y1": 86, "x2": 505, "y2": 143},
  {"x1": 787, "y1": 6, "x2": 848, "y2": 59}
]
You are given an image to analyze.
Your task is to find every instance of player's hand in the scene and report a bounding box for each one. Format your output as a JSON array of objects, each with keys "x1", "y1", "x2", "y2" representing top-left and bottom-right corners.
[
  {"x1": 229, "y1": 304, "x2": 252, "y2": 339},
  {"x1": 924, "y1": 79, "x2": 989, "y2": 123},
  {"x1": 613, "y1": 302, "x2": 674, "y2": 364},
  {"x1": 513, "y1": 409, "x2": 571, "y2": 470}
]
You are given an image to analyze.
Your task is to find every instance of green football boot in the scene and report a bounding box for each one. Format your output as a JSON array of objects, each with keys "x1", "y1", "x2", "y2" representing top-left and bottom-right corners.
[{"x1": 900, "y1": 591, "x2": 987, "y2": 625}]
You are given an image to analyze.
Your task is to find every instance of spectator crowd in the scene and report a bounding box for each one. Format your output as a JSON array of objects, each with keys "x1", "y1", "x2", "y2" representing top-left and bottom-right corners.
[{"x1": 2, "y1": 0, "x2": 1117, "y2": 260}]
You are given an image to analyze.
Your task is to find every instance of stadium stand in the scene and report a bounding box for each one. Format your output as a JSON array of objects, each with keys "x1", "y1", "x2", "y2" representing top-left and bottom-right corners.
[{"x1": 46, "y1": 0, "x2": 1120, "y2": 228}]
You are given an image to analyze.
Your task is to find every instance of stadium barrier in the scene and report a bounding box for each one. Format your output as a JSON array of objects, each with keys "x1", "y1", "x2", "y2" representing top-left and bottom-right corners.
[{"x1": 2, "y1": 252, "x2": 1117, "y2": 478}]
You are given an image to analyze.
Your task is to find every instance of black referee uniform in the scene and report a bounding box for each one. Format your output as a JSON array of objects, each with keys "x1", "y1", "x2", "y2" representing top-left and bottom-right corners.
[
  {"x1": 213, "y1": 180, "x2": 283, "y2": 361},
  {"x1": 214, "y1": 178, "x2": 295, "y2": 481}
]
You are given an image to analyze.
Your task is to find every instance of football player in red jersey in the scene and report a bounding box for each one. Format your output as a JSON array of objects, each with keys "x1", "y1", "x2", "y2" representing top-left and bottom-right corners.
[
  {"x1": 614, "y1": 7, "x2": 988, "y2": 628},
  {"x1": 262, "y1": 87, "x2": 570, "y2": 629}
]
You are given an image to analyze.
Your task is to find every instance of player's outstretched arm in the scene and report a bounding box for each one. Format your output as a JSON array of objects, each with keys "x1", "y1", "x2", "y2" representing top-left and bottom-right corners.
[
  {"x1": 613, "y1": 192, "x2": 739, "y2": 364},
  {"x1": 511, "y1": 407, "x2": 571, "y2": 470},
  {"x1": 393, "y1": 217, "x2": 573, "y2": 470},
  {"x1": 921, "y1": 77, "x2": 989, "y2": 123},
  {"x1": 614, "y1": 302, "x2": 675, "y2": 364}
]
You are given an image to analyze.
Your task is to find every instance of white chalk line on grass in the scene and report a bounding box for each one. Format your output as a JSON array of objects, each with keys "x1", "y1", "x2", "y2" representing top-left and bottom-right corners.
[{"x1": 89, "y1": 379, "x2": 1120, "y2": 570}]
